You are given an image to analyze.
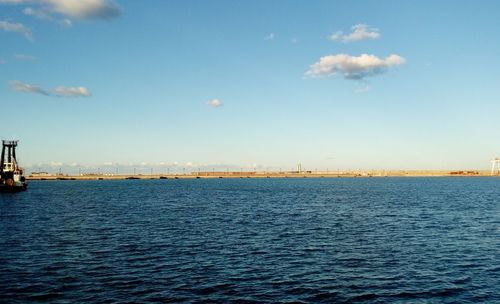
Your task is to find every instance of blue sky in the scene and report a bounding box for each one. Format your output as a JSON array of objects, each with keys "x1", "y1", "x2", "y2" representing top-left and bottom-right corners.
[{"x1": 1, "y1": 0, "x2": 500, "y2": 173}]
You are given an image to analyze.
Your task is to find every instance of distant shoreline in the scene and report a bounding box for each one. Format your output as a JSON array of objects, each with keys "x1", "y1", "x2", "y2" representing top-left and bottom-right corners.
[{"x1": 27, "y1": 170, "x2": 497, "y2": 180}]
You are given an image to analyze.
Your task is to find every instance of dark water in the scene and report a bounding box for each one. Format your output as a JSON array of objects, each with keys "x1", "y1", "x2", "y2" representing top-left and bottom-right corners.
[{"x1": 0, "y1": 178, "x2": 499, "y2": 303}]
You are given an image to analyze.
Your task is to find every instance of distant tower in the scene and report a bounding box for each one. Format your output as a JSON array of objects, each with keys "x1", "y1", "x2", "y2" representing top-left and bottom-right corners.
[
  {"x1": 297, "y1": 163, "x2": 302, "y2": 173},
  {"x1": 491, "y1": 158, "x2": 500, "y2": 176}
]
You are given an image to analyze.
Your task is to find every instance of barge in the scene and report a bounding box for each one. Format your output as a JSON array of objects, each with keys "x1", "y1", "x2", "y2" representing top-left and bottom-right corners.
[{"x1": 0, "y1": 140, "x2": 27, "y2": 192}]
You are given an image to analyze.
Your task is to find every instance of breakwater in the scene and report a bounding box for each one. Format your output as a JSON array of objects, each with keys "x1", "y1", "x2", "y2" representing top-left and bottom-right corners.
[{"x1": 27, "y1": 170, "x2": 493, "y2": 180}]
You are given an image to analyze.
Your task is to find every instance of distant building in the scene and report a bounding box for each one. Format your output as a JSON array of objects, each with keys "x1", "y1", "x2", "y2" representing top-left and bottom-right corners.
[
  {"x1": 30, "y1": 172, "x2": 52, "y2": 177},
  {"x1": 194, "y1": 171, "x2": 256, "y2": 176}
]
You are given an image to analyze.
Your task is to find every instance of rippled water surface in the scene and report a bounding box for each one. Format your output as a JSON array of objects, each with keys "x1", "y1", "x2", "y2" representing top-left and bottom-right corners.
[{"x1": 1, "y1": 178, "x2": 499, "y2": 303}]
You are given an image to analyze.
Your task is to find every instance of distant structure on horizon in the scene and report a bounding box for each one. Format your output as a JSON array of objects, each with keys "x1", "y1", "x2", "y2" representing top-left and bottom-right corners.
[{"x1": 491, "y1": 158, "x2": 500, "y2": 176}]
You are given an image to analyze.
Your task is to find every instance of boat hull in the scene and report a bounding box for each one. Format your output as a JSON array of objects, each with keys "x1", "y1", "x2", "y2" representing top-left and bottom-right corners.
[{"x1": 0, "y1": 181, "x2": 28, "y2": 193}]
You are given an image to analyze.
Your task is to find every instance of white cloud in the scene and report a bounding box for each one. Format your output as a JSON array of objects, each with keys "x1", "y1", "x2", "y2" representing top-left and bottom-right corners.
[
  {"x1": 45, "y1": 0, "x2": 121, "y2": 20},
  {"x1": 9, "y1": 80, "x2": 92, "y2": 97},
  {"x1": 53, "y1": 86, "x2": 91, "y2": 97},
  {"x1": 0, "y1": 20, "x2": 32, "y2": 40},
  {"x1": 265, "y1": 33, "x2": 275, "y2": 40},
  {"x1": 208, "y1": 99, "x2": 222, "y2": 108},
  {"x1": 13, "y1": 53, "x2": 35, "y2": 60},
  {"x1": 305, "y1": 53, "x2": 405, "y2": 80},
  {"x1": 2, "y1": 0, "x2": 121, "y2": 21},
  {"x1": 50, "y1": 161, "x2": 63, "y2": 167},
  {"x1": 329, "y1": 24, "x2": 380, "y2": 43},
  {"x1": 291, "y1": 38, "x2": 299, "y2": 44},
  {"x1": 9, "y1": 80, "x2": 49, "y2": 95}
]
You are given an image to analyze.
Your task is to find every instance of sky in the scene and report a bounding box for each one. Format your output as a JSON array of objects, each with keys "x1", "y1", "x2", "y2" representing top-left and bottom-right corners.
[{"x1": 1, "y1": 0, "x2": 500, "y2": 173}]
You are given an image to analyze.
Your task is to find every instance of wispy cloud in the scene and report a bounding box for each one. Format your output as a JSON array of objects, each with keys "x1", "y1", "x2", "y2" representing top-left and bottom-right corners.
[
  {"x1": 208, "y1": 99, "x2": 222, "y2": 108},
  {"x1": 53, "y1": 86, "x2": 91, "y2": 97},
  {"x1": 23, "y1": 6, "x2": 71, "y2": 27},
  {"x1": 60, "y1": 18, "x2": 72, "y2": 27},
  {"x1": 291, "y1": 38, "x2": 299, "y2": 44},
  {"x1": 2, "y1": 0, "x2": 121, "y2": 21},
  {"x1": 23, "y1": 6, "x2": 52, "y2": 19},
  {"x1": 50, "y1": 161, "x2": 63, "y2": 167},
  {"x1": 0, "y1": 0, "x2": 28, "y2": 3},
  {"x1": 305, "y1": 53, "x2": 405, "y2": 80},
  {"x1": 9, "y1": 80, "x2": 92, "y2": 97},
  {"x1": 0, "y1": 20, "x2": 32, "y2": 40},
  {"x1": 329, "y1": 24, "x2": 380, "y2": 43},
  {"x1": 354, "y1": 85, "x2": 371, "y2": 93},
  {"x1": 9, "y1": 80, "x2": 49, "y2": 96},
  {"x1": 13, "y1": 53, "x2": 35, "y2": 61},
  {"x1": 265, "y1": 33, "x2": 275, "y2": 40}
]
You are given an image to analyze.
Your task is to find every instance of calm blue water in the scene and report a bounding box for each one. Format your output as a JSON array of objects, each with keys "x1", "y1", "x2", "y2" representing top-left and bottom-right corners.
[{"x1": 0, "y1": 178, "x2": 499, "y2": 303}]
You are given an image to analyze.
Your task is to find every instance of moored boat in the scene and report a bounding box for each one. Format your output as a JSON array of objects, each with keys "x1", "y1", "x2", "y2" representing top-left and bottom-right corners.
[{"x1": 0, "y1": 140, "x2": 28, "y2": 192}]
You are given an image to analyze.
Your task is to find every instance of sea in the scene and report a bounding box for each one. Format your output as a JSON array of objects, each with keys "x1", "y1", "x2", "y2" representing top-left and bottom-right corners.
[{"x1": 0, "y1": 178, "x2": 499, "y2": 303}]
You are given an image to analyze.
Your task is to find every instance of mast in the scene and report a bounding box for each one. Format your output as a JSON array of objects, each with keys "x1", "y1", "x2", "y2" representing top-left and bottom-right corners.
[
  {"x1": 0, "y1": 143, "x2": 5, "y2": 173},
  {"x1": 1, "y1": 140, "x2": 19, "y2": 172}
]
